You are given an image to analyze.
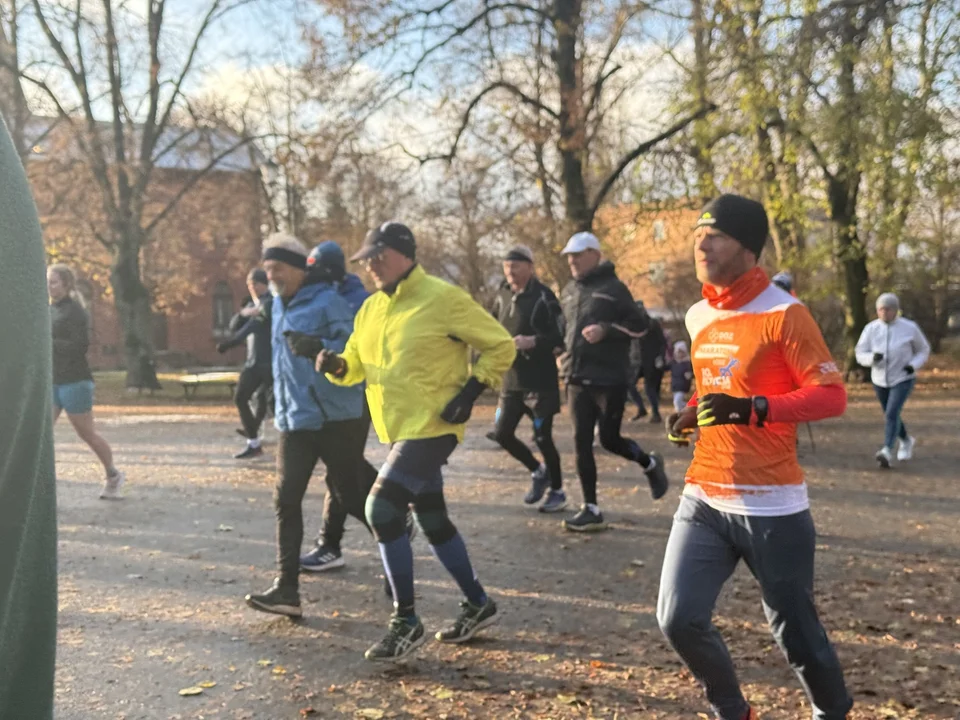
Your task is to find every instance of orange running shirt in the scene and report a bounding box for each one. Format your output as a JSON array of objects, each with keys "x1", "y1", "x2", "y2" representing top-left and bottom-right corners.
[{"x1": 684, "y1": 282, "x2": 843, "y2": 516}]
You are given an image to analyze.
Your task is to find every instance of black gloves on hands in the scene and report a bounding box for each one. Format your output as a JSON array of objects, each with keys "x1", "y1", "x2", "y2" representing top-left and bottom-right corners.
[
  {"x1": 283, "y1": 330, "x2": 325, "y2": 361},
  {"x1": 666, "y1": 407, "x2": 697, "y2": 446},
  {"x1": 873, "y1": 352, "x2": 884, "y2": 364},
  {"x1": 440, "y1": 377, "x2": 486, "y2": 424},
  {"x1": 316, "y1": 349, "x2": 347, "y2": 376},
  {"x1": 215, "y1": 342, "x2": 228, "y2": 354},
  {"x1": 904, "y1": 364, "x2": 915, "y2": 375},
  {"x1": 697, "y1": 393, "x2": 752, "y2": 427}
]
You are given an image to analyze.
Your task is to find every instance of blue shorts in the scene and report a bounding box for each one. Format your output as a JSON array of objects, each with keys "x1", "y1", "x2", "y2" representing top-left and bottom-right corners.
[{"x1": 53, "y1": 380, "x2": 95, "y2": 415}]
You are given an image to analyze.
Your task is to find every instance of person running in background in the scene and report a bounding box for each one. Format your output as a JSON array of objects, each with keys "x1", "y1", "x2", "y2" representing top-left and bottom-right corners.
[
  {"x1": 318, "y1": 221, "x2": 516, "y2": 662},
  {"x1": 47, "y1": 264, "x2": 126, "y2": 499},
  {"x1": 659, "y1": 193, "x2": 852, "y2": 720},
  {"x1": 628, "y1": 301, "x2": 669, "y2": 424},
  {"x1": 0, "y1": 115, "x2": 57, "y2": 720},
  {"x1": 243, "y1": 234, "x2": 376, "y2": 618},
  {"x1": 489, "y1": 245, "x2": 567, "y2": 513},
  {"x1": 670, "y1": 340, "x2": 693, "y2": 414},
  {"x1": 771, "y1": 270, "x2": 796, "y2": 297},
  {"x1": 855, "y1": 292, "x2": 930, "y2": 469},
  {"x1": 217, "y1": 268, "x2": 273, "y2": 459},
  {"x1": 558, "y1": 231, "x2": 669, "y2": 532}
]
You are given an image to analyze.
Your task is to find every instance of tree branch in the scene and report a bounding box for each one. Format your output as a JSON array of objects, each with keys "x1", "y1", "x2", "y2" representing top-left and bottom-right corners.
[{"x1": 588, "y1": 103, "x2": 718, "y2": 222}]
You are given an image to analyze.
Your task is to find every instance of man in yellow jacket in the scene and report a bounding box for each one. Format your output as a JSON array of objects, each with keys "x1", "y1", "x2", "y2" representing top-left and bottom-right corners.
[{"x1": 317, "y1": 221, "x2": 516, "y2": 662}]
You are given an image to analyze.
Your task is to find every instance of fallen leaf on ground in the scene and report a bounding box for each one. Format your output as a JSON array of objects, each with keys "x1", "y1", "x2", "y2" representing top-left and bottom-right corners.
[
  {"x1": 178, "y1": 687, "x2": 204, "y2": 696},
  {"x1": 355, "y1": 710, "x2": 384, "y2": 719},
  {"x1": 198, "y1": 681, "x2": 216, "y2": 688}
]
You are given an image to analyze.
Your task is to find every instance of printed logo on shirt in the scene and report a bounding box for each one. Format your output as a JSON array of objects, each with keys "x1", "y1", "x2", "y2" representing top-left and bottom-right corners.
[
  {"x1": 701, "y1": 356, "x2": 739, "y2": 390},
  {"x1": 708, "y1": 327, "x2": 735, "y2": 343},
  {"x1": 819, "y1": 361, "x2": 840, "y2": 375},
  {"x1": 695, "y1": 343, "x2": 741, "y2": 360}
]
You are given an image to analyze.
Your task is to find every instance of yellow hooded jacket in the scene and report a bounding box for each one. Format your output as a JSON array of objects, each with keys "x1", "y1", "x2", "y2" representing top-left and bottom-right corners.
[{"x1": 329, "y1": 265, "x2": 516, "y2": 443}]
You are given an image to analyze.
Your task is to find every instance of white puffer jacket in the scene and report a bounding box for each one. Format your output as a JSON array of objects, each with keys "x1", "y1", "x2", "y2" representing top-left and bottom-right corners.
[{"x1": 855, "y1": 317, "x2": 931, "y2": 388}]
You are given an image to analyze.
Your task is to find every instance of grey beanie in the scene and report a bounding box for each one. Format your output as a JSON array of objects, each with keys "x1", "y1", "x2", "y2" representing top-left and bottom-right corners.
[{"x1": 876, "y1": 293, "x2": 899, "y2": 310}]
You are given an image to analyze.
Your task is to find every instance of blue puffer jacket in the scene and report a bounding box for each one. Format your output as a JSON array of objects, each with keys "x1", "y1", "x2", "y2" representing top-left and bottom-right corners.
[
  {"x1": 271, "y1": 279, "x2": 364, "y2": 432},
  {"x1": 338, "y1": 273, "x2": 369, "y2": 315}
]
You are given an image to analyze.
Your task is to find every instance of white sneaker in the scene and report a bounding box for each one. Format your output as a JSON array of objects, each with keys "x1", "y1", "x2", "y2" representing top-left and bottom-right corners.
[
  {"x1": 99, "y1": 470, "x2": 126, "y2": 500},
  {"x1": 897, "y1": 436, "x2": 916, "y2": 462},
  {"x1": 875, "y1": 446, "x2": 893, "y2": 470}
]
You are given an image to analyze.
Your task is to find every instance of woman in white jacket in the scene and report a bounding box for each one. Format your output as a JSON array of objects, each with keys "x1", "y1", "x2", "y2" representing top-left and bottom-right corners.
[{"x1": 855, "y1": 293, "x2": 931, "y2": 468}]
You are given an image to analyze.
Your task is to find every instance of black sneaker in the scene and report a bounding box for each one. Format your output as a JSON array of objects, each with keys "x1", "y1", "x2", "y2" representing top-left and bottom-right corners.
[
  {"x1": 564, "y1": 507, "x2": 607, "y2": 532},
  {"x1": 523, "y1": 465, "x2": 549, "y2": 505},
  {"x1": 630, "y1": 408, "x2": 648, "y2": 421},
  {"x1": 539, "y1": 489, "x2": 567, "y2": 513},
  {"x1": 485, "y1": 430, "x2": 498, "y2": 444},
  {"x1": 435, "y1": 598, "x2": 500, "y2": 643},
  {"x1": 644, "y1": 451, "x2": 669, "y2": 500},
  {"x1": 300, "y1": 545, "x2": 345, "y2": 572},
  {"x1": 234, "y1": 445, "x2": 264, "y2": 460},
  {"x1": 244, "y1": 580, "x2": 301, "y2": 618},
  {"x1": 364, "y1": 615, "x2": 426, "y2": 662},
  {"x1": 649, "y1": 413, "x2": 663, "y2": 425}
]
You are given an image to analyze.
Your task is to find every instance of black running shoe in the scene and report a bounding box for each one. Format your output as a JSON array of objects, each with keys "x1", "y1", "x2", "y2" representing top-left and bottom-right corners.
[
  {"x1": 644, "y1": 451, "x2": 669, "y2": 500},
  {"x1": 364, "y1": 615, "x2": 426, "y2": 662},
  {"x1": 435, "y1": 598, "x2": 500, "y2": 643},
  {"x1": 234, "y1": 445, "x2": 264, "y2": 460},
  {"x1": 244, "y1": 579, "x2": 301, "y2": 618},
  {"x1": 564, "y1": 507, "x2": 608, "y2": 532},
  {"x1": 523, "y1": 464, "x2": 549, "y2": 505}
]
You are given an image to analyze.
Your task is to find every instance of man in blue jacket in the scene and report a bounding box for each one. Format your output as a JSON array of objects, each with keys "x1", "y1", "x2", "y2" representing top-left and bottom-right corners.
[
  {"x1": 244, "y1": 234, "x2": 377, "y2": 617},
  {"x1": 298, "y1": 241, "x2": 397, "y2": 574}
]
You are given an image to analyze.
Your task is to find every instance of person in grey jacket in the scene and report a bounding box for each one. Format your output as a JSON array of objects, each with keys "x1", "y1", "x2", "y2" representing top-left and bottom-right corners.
[{"x1": 855, "y1": 292, "x2": 931, "y2": 468}]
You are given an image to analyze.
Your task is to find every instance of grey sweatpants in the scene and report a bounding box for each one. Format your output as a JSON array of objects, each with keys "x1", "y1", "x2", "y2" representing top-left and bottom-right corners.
[{"x1": 657, "y1": 496, "x2": 853, "y2": 720}]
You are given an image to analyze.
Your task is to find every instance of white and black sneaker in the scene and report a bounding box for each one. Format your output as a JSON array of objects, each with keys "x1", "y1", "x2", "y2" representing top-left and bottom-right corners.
[
  {"x1": 435, "y1": 597, "x2": 500, "y2": 643},
  {"x1": 364, "y1": 615, "x2": 426, "y2": 662},
  {"x1": 876, "y1": 446, "x2": 893, "y2": 469},
  {"x1": 300, "y1": 545, "x2": 345, "y2": 572},
  {"x1": 99, "y1": 470, "x2": 126, "y2": 500},
  {"x1": 897, "y1": 436, "x2": 916, "y2": 462}
]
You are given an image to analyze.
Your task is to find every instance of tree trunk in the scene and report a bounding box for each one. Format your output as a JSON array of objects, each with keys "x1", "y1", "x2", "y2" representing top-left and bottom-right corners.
[
  {"x1": 690, "y1": 0, "x2": 716, "y2": 201},
  {"x1": 552, "y1": 0, "x2": 590, "y2": 231},
  {"x1": 829, "y1": 186, "x2": 870, "y2": 374},
  {"x1": 110, "y1": 234, "x2": 161, "y2": 390}
]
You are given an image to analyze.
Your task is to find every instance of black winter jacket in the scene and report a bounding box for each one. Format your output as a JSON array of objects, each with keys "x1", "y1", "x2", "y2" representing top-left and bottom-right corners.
[
  {"x1": 50, "y1": 297, "x2": 93, "y2": 385},
  {"x1": 491, "y1": 277, "x2": 563, "y2": 392},
  {"x1": 221, "y1": 292, "x2": 273, "y2": 369},
  {"x1": 559, "y1": 261, "x2": 648, "y2": 386}
]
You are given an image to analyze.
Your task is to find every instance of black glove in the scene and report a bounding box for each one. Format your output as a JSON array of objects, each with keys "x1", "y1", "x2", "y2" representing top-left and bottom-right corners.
[
  {"x1": 215, "y1": 342, "x2": 228, "y2": 354},
  {"x1": 283, "y1": 330, "x2": 324, "y2": 360},
  {"x1": 440, "y1": 377, "x2": 486, "y2": 424},
  {"x1": 316, "y1": 349, "x2": 346, "y2": 376},
  {"x1": 666, "y1": 407, "x2": 697, "y2": 446},
  {"x1": 904, "y1": 364, "x2": 915, "y2": 375},
  {"x1": 697, "y1": 393, "x2": 752, "y2": 427},
  {"x1": 873, "y1": 352, "x2": 884, "y2": 364}
]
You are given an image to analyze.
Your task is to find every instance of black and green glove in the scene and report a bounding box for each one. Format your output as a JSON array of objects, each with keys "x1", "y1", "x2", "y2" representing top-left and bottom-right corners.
[
  {"x1": 440, "y1": 377, "x2": 486, "y2": 424},
  {"x1": 666, "y1": 407, "x2": 697, "y2": 446},
  {"x1": 697, "y1": 393, "x2": 752, "y2": 427}
]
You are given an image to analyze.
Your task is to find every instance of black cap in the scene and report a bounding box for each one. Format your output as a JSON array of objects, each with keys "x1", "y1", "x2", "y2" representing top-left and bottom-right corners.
[
  {"x1": 350, "y1": 221, "x2": 417, "y2": 262},
  {"x1": 249, "y1": 268, "x2": 268, "y2": 285},
  {"x1": 695, "y1": 194, "x2": 769, "y2": 258}
]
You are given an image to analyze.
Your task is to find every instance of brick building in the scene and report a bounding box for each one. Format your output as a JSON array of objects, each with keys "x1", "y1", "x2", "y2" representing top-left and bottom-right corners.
[{"x1": 21, "y1": 117, "x2": 266, "y2": 370}]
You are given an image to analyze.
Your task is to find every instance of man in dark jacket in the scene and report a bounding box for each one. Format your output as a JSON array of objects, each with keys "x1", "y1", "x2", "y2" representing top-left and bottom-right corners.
[
  {"x1": 218, "y1": 268, "x2": 273, "y2": 459},
  {"x1": 490, "y1": 245, "x2": 567, "y2": 512},
  {"x1": 0, "y1": 117, "x2": 57, "y2": 718},
  {"x1": 559, "y1": 232, "x2": 669, "y2": 531}
]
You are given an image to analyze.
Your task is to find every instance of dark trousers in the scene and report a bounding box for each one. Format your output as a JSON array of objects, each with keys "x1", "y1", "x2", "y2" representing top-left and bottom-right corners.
[
  {"x1": 658, "y1": 496, "x2": 852, "y2": 720},
  {"x1": 568, "y1": 384, "x2": 647, "y2": 506},
  {"x1": 275, "y1": 419, "x2": 376, "y2": 588},
  {"x1": 628, "y1": 368, "x2": 664, "y2": 417},
  {"x1": 316, "y1": 401, "x2": 376, "y2": 550},
  {"x1": 493, "y1": 391, "x2": 562, "y2": 490},
  {"x1": 236, "y1": 365, "x2": 272, "y2": 439}
]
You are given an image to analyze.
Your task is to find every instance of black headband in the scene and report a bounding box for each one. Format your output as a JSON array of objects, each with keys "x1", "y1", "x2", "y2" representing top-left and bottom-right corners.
[{"x1": 262, "y1": 247, "x2": 307, "y2": 270}]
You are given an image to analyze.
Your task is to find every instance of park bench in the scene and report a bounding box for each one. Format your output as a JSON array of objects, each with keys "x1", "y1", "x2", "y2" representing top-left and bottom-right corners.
[{"x1": 178, "y1": 370, "x2": 240, "y2": 399}]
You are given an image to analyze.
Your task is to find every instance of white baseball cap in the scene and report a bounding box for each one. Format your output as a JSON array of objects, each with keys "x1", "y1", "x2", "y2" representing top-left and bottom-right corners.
[{"x1": 561, "y1": 231, "x2": 601, "y2": 254}]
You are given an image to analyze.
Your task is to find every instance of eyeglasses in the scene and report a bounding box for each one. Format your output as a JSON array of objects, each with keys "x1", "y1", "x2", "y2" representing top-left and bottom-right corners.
[{"x1": 360, "y1": 251, "x2": 385, "y2": 269}]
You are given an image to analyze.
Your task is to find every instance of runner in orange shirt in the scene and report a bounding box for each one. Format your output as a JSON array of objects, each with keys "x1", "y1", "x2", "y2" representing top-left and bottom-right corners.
[{"x1": 657, "y1": 194, "x2": 853, "y2": 720}]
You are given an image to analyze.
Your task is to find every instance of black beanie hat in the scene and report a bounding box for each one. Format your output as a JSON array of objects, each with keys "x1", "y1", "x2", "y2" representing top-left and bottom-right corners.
[{"x1": 695, "y1": 194, "x2": 769, "y2": 258}]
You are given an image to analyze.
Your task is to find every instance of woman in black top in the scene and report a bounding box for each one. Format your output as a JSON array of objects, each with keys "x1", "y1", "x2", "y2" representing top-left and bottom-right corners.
[{"x1": 48, "y1": 264, "x2": 125, "y2": 499}]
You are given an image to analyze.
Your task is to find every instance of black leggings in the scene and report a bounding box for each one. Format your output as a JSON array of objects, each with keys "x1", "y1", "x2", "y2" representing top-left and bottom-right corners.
[
  {"x1": 493, "y1": 391, "x2": 562, "y2": 490},
  {"x1": 568, "y1": 384, "x2": 649, "y2": 505},
  {"x1": 235, "y1": 365, "x2": 272, "y2": 439},
  {"x1": 275, "y1": 420, "x2": 376, "y2": 587}
]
